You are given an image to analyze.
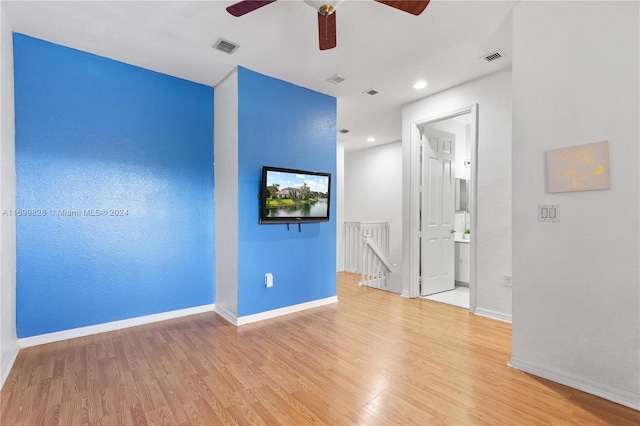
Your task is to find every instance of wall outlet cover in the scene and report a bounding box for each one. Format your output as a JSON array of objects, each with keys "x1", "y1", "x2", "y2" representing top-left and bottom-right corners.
[{"x1": 504, "y1": 274, "x2": 512, "y2": 287}]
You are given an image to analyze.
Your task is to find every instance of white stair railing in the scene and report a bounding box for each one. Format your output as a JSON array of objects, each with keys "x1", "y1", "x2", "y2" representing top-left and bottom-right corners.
[
  {"x1": 344, "y1": 221, "x2": 365, "y2": 273},
  {"x1": 344, "y1": 221, "x2": 396, "y2": 289}
]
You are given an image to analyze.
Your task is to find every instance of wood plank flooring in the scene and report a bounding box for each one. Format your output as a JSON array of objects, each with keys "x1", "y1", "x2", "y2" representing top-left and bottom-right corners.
[{"x1": 1, "y1": 272, "x2": 639, "y2": 425}]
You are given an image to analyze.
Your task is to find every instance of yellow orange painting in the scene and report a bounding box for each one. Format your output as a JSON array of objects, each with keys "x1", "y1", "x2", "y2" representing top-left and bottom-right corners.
[{"x1": 546, "y1": 141, "x2": 610, "y2": 193}]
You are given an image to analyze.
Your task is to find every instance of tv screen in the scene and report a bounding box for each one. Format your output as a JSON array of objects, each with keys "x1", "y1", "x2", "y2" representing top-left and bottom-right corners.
[{"x1": 260, "y1": 166, "x2": 331, "y2": 224}]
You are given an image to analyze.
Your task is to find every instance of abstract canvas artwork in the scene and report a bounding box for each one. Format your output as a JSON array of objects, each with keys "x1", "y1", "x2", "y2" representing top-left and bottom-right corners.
[{"x1": 546, "y1": 141, "x2": 610, "y2": 193}]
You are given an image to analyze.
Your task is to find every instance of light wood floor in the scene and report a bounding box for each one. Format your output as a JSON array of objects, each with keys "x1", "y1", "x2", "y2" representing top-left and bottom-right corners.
[{"x1": 1, "y1": 272, "x2": 638, "y2": 425}]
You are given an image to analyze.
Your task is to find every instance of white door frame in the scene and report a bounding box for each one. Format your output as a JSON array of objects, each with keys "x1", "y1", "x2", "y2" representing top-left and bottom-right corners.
[{"x1": 407, "y1": 104, "x2": 478, "y2": 313}]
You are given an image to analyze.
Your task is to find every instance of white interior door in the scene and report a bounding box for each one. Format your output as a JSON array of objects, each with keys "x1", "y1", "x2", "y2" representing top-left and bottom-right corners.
[{"x1": 420, "y1": 127, "x2": 455, "y2": 296}]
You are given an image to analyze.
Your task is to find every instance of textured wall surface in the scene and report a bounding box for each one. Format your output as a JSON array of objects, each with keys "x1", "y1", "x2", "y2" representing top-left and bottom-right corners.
[
  {"x1": 14, "y1": 34, "x2": 214, "y2": 337},
  {"x1": 236, "y1": 67, "x2": 336, "y2": 317},
  {"x1": 344, "y1": 141, "x2": 403, "y2": 293},
  {"x1": 336, "y1": 140, "x2": 344, "y2": 272},
  {"x1": 512, "y1": 1, "x2": 639, "y2": 408},
  {"x1": 402, "y1": 68, "x2": 512, "y2": 317},
  {"x1": 213, "y1": 68, "x2": 239, "y2": 320},
  {"x1": 0, "y1": 4, "x2": 18, "y2": 388}
]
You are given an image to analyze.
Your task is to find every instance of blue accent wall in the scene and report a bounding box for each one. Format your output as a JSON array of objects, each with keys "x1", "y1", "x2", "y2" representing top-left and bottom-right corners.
[
  {"x1": 13, "y1": 34, "x2": 214, "y2": 337},
  {"x1": 237, "y1": 67, "x2": 336, "y2": 317}
]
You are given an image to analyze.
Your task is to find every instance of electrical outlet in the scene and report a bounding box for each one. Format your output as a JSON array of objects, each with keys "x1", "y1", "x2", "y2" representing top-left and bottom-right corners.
[
  {"x1": 504, "y1": 274, "x2": 512, "y2": 287},
  {"x1": 265, "y1": 273, "x2": 273, "y2": 288}
]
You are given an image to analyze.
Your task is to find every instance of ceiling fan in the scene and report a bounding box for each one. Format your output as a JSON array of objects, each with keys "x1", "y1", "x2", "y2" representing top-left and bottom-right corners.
[{"x1": 226, "y1": 0, "x2": 430, "y2": 50}]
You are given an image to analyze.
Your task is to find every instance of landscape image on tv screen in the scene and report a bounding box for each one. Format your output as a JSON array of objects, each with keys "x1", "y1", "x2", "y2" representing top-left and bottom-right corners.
[{"x1": 264, "y1": 169, "x2": 330, "y2": 220}]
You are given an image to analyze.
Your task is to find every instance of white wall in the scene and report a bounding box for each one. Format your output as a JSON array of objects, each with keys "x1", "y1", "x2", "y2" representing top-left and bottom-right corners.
[
  {"x1": 344, "y1": 141, "x2": 403, "y2": 293},
  {"x1": 213, "y1": 68, "x2": 239, "y2": 322},
  {"x1": 0, "y1": 4, "x2": 18, "y2": 389},
  {"x1": 511, "y1": 1, "x2": 639, "y2": 409},
  {"x1": 336, "y1": 140, "x2": 345, "y2": 272},
  {"x1": 402, "y1": 68, "x2": 512, "y2": 318}
]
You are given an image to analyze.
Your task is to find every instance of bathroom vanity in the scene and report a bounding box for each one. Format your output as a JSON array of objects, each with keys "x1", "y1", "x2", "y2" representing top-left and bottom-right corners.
[{"x1": 455, "y1": 238, "x2": 470, "y2": 285}]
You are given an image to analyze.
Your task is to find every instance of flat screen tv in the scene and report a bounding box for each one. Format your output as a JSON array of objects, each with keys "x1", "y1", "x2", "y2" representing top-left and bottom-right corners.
[{"x1": 260, "y1": 166, "x2": 331, "y2": 224}]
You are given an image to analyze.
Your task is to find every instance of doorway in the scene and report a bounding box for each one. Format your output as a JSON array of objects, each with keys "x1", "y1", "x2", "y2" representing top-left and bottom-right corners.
[
  {"x1": 407, "y1": 105, "x2": 478, "y2": 312},
  {"x1": 421, "y1": 114, "x2": 472, "y2": 308}
]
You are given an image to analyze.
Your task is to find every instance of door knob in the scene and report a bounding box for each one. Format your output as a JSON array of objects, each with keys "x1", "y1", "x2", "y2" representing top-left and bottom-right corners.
[{"x1": 450, "y1": 229, "x2": 455, "y2": 234}]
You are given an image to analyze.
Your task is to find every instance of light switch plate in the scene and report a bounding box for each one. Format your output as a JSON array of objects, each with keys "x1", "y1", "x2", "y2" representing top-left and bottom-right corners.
[{"x1": 538, "y1": 204, "x2": 560, "y2": 222}]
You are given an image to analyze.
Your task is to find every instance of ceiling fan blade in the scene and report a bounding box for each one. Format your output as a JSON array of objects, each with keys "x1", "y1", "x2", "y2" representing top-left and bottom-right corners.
[
  {"x1": 226, "y1": 0, "x2": 277, "y2": 17},
  {"x1": 374, "y1": 0, "x2": 430, "y2": 16},
  {"x1": 318, "y1": 11, "x2": 337, "y2": 50}
]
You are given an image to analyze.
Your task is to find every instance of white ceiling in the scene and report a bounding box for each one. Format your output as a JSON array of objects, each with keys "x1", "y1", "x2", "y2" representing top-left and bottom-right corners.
[{"x1": 4, "y1": 0, "x2": 514, "y2": 152}]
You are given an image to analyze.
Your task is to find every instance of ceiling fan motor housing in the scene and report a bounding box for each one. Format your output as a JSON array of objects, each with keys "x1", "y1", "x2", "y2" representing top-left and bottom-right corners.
[{"x1": 303, "y1": 0, "x2": 344, "y2": 15}]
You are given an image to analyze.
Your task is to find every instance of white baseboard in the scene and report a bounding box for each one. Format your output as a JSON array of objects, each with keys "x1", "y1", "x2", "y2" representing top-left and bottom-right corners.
[
  {"x1": 474, "y1": 307, "x2": 512, "y2": 323},
  {"x1": 509, "y1": 356, "x2": 640, "y2": 410},
  {"x1": 214, "y1": 305, "x2": 238, "y2": 326},
  {"x1": 18, "y1": 303, "x2": 216, "y2": 348},
  {"x1": 236, "y1": 296, "x2": 338, "y2": 326},
  {"x1": 1, "y1": 339, "x2": 19, "y2": 390}
]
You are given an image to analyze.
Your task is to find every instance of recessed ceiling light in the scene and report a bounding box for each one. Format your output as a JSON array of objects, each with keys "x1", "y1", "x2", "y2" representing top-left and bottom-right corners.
[
  {"x1": 413, "y1": 81, "x2": 428, "y2": 89},
  {"x1": 367, "y1": 137, "x2": 375, "y2": 142}
]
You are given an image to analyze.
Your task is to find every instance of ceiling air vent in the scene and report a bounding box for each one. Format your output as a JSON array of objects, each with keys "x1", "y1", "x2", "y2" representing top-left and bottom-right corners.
[
  {"x1": 327, "y1": 74, "x2": 346, "y2": 85},
  {"x1": 363, "y1": 88, "x2": 379, "y2": 96},
  {"x1": 339, "y1": 129, "x2": 350, "y2": 134},
  {"x1": 481, "y1": 50, "x2": 505, "y2": 62},
  {"x1": 213, "y1": 38, "x2": 240, "y2": 54}
]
